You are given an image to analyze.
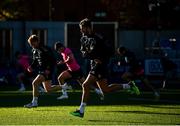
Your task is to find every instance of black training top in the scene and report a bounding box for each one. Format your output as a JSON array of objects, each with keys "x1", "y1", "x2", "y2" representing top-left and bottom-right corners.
[
  {"x1": 31, "y1": 46, "x2": 55, "y2": 72},
  {"x1": 80, "y1": 33, "x2": 109, "y2": 62},
  {"x1": 121, "y1": 50, "x2": 142, "y2": 72}
]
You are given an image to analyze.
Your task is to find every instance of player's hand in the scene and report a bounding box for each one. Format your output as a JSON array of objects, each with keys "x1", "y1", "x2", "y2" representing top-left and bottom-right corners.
[
  {"x1": 94, "y1": 59, "x2": 102, "y2": 64},
  {"x1": 27, "y1": 66, "x2": 33, "y2": 73},
  {"x1": 118, "y1": 61, "x2": 121, "y2": 66},
  {"x1": 57, "y1": 60, "x2": 64, "y2": 65}
]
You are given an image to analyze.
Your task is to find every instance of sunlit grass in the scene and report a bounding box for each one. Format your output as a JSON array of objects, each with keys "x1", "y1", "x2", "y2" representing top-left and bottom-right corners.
[
  {"x1": 0, "y1": 90, "x2": 180, "y2": 125},
  {"x1": 0, "y1": 105, "x2": 180, "y2": 125}
]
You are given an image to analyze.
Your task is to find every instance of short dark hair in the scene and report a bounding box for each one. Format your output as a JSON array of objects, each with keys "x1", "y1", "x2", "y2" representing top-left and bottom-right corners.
[
  {"x1": 54, "y1": 42, "x2": 64, "y2": 51},
  {"x1": 79, "y1": 18, "x2": 92, "y2": 28},
  {"x1": 117, "y1": 46, "x2": 127, "y2": 53}
]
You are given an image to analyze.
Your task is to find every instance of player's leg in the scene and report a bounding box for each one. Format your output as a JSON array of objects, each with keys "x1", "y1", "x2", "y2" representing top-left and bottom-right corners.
[
  {"x1": 76, "y1": 70, "x2": 104, "y2": 100},
  {"x1": 91, "y1": 84, "x2": 104, "y2": 100},
  {"x1": 121, "y1": 72, "x2": 133, "y2": 82},
  {"x1": 121, "y1": 72, "x2": 140, "y2": 95},
  {"x1": 24, "y1": 74, "x2": 45, "y2": 108},
  {"x1": 57, "y1": 70, "x2": 72, "y2": 100},
  {"x1": 70, "y1": 74, "x2": 135, "y2": 118},
  {"x1": 70, "y1": 74, "x2": 96, "y2": 117},
  {"x1": 41, "y1": 80, "x2": 59, "y2": 92},
  {"x1": 97, "y1": 79, "x2": 121, "y2": 92},
  {"x1": 96, "y1": 76, "x2": 140, "y2": 97},
  {"x1": 140, "y1": 76, "x2": 160, "y2": 99}
]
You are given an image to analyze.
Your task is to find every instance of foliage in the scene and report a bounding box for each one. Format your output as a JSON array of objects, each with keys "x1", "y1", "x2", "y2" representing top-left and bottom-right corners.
[{"x1": 0, "y1": 0, "x2": 28, "y2": 21}]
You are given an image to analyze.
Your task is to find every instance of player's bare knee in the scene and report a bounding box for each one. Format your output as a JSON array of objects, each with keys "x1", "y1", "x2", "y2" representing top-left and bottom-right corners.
[
  {"x1": 102, "y1": 88, "x2": 110, "y2": 93},
  {"x1": 57, "y1": 76, "x2": 61, "y2": 81},
  {"x1": 82, "y1": 83, "x2": 90, "y2": 89},
  {"x1": 32, "y1": 82, "x2": 40, "y2": 87},
  {"x1": 44, "y1": 88, "x2": 51, "y2": 93},
  {"x1": 57, "y1": 77, "x2": 63, "y2": 85}
]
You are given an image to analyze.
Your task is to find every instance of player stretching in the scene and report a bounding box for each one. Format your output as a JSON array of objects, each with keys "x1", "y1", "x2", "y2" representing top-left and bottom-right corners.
[
  {"x1": 24, "y1": 35, "x2": 67, "y2": 108},
  {"x1": 54, "y1": 42, "x2": 104, "y2": 100},
  {"x1": 70, "y1": 18, "x2": 140, "y2": 118}
]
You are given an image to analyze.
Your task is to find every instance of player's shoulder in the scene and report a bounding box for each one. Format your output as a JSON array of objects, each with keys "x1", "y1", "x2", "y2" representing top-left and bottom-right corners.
[{"x1": 64, "y1": 47, "x2": 72, "y2": 54}]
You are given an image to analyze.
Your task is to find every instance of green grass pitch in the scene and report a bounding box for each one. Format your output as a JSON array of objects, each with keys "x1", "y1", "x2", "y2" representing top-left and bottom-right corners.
[{"x1": 0, "y1": 90, "x2": 180, "y2": 125}]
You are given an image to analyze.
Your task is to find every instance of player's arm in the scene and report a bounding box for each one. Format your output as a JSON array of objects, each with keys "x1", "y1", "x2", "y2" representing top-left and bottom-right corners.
[
  {"x1": 57, "y1": 52, "x2": 73, "y2": 65},
  {"x1": 63, "y1": 52, "x2": 74, "y2": 64},
  {"x1": 28, "y1": 51, "x2": 38, "y2": 72}
]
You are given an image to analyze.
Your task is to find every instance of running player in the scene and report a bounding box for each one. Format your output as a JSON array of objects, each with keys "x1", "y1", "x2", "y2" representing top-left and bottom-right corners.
[
  {"x1": 117, "y1": 46, "x2": 160, "y2": 99},
  {"x1": 24, "y1": 35, "x2": 67, "y2": 108},
  {"x1": 54, "y1": 42, "x2": 104, "y2": 100},
  {"x1": 70, "y1": 18, "x2": 140, "y2": 118}
]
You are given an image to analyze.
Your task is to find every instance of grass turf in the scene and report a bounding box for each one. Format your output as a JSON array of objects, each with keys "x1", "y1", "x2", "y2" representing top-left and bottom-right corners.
[{"x1": 0, "y1": 90, "x2": 180, "y2": 125}]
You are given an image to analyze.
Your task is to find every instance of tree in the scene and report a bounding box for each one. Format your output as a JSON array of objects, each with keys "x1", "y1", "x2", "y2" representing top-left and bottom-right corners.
[
  {"x1": 100, "y1": 0, "x2": 151, "y2": 28},
  {"x1": 0, "y1": 0, "x2": 29, "y2": 21}
]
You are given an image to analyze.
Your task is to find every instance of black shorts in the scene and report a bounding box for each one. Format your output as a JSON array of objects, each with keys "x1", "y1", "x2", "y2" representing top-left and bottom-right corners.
[
  {"x1": 89, "y1": 61, "x2": 108, "y2": 80},
  {"x1": 129, "y1": 67, "x2": 145, "y2": 80},
  {"x1": 38, "y1": 70, "x2": 53, "y2": 81},
  {"x1": 67, "y1": 68, "x2": 84, "y2": 80}
]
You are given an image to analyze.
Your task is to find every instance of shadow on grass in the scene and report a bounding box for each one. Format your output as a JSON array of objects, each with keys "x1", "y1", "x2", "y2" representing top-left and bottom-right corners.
[
  {"x1": 88, "y1": 119, "x2": 125, "y2": 123},
  {"x1": 141, "y1": 105, "x2": 180, "y2": 109},
  {"x1": 89, "y1": 110, "x2": 180, "y2": 116},
  {"x1": 88, "y1": 119, "x2": 145, "y2": 125},
  {"x1": 0, "y1": 90, "x2": 180, "y2": 107}
]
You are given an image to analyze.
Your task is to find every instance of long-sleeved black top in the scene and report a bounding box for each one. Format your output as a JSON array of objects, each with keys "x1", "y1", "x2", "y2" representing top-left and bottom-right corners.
[
  {"x1": 31, "y1": 46, "x2": 55, "y2": 72},
  {"x1": 80, "y1": 33, "x2": 110, "y2": 63}
]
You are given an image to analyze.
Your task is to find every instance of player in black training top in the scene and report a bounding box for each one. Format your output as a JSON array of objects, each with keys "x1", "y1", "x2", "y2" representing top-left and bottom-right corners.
[
  {"x1": 24, "y1": 35, "x2": 68, "y2": 108},
  {"x1": 117, "y1": 46, "x2": 160, "y2": 99},
  {"x1": 70, "y1": 18, "x2": 140, "y2": 118}
]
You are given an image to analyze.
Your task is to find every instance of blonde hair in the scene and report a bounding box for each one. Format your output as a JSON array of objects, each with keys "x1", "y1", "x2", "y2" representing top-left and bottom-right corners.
[
  {"x1": 79, "y1": 18, "x2": 92, "y2": 28},
  {"x1": 28, "y1": 34, "x2": 39, "y2": 44}
]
